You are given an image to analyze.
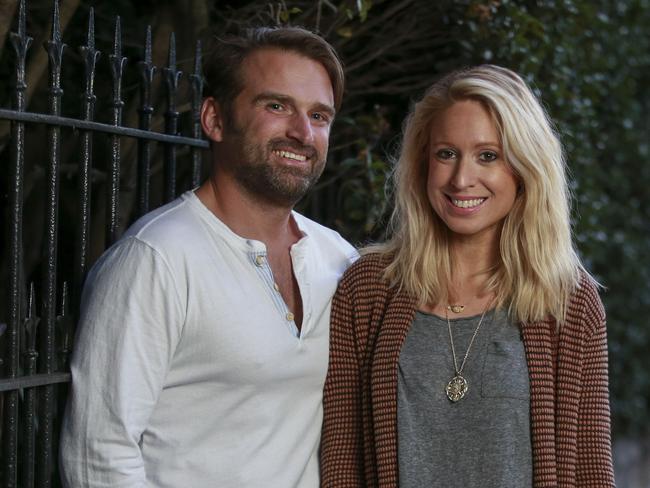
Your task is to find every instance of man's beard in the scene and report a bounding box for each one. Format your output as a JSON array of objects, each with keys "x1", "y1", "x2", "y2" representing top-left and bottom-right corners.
[{"x1": 224, "y1": 122, "x2": 326, "y2": 208}]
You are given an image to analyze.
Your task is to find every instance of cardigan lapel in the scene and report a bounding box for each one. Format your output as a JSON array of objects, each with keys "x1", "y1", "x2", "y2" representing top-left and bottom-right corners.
[
  {"x1": 370, "y1": 292, "x2": 417, "y2": 487},
  {"x1": 522, "y1": 318, "x2": 559, "y2": 487}
]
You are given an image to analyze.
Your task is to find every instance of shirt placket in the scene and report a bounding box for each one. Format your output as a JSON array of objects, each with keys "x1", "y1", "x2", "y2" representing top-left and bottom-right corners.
[{"x1": 250, "y1": 250, "x2": 300, "y2": 337}]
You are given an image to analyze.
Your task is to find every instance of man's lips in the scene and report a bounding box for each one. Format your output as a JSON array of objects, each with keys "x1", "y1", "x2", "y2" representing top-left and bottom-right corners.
[
  {"x1": 273, "y1": 149, "x2": 308, "y2": 162},
  {"x1": 270, "y1": 140, "x2": 317, "y2": 162}
]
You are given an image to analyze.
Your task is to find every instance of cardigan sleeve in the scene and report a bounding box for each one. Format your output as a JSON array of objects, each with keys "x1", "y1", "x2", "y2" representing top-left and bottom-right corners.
[
  {"x1": 576, "y1": 309, "x2": 616, "y2": 486},
  {"x1": 321, "y1": 278, "x2": 366, "y2": 487}
]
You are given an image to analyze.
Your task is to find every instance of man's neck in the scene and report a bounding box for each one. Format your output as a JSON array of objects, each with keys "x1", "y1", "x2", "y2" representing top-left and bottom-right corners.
[
  {"x1": 195, "y1": 172, "x2": 306, "y2": 329},
  {"x1": 195, "y1": 174, "x2": 302, "y2": 248}
]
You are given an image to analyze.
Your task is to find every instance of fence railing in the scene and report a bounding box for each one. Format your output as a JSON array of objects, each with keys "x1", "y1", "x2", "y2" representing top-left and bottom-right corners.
[{"x1": 0, "y1": 1, "x2": 207, "y2": 486}]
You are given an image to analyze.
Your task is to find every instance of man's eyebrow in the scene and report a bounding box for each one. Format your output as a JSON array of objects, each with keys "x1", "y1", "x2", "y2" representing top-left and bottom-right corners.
[
  {"x1": 252, "y1": 92, "x2": 293, "y2": 105},
  {"x1": 312, "y1": 102, "x2": 336, "y2": 119},
  {"x1": 253, "y1": 92, "x2": 336, "y2": 118}
]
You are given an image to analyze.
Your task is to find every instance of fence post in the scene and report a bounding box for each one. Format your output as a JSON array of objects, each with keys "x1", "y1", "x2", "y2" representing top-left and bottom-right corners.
[
  {"x1": 37, "y1": 1, "x2": 65, "y2": 486},
  {"x1": 22, "y1": 284, "x2": 39, "y2": 488},
  {"x1": 106, "y1": 16, "x2": 126, "y2": 247},
  {"x1": 137, "y1": 26, "x2": 156, "y2": 218},
  {"x1": 73, "y1": 8, "x2": 100, "y2": 318},
  {"x1": 4, "y1": 1, "x2": 32, "y2": 486}
]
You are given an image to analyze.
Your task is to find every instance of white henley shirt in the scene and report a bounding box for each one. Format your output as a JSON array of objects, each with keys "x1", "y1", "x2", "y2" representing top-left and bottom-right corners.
[{"x1": 59, "y1": 191, "x2": 357, "y2": 488}]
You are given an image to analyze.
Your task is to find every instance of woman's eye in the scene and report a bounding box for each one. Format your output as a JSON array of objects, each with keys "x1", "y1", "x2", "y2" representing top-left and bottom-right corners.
[
  {"x1": 480, "y1": 151, "x2": 498, "y2": 162},
  {"x1": 436, "y1": 149, "x2": 456, "y2": 160}
]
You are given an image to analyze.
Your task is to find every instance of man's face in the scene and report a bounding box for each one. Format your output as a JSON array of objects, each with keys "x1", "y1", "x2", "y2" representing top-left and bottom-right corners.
[{"x1": 218, "y1": 48, "x2": 335, "y2": 208}]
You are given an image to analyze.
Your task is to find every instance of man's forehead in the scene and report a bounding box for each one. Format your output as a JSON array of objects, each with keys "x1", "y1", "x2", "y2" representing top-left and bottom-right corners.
[{"x1": 238, "y1": 48, "x2": 334, "y2": 106}]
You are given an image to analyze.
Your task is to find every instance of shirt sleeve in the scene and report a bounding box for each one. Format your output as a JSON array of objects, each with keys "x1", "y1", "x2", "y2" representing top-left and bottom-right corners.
[
  {"x1": 59, "y1": 237, "x2": 184, "y2": 488},
  {"x1": 320, "y1": 277, "x2": 366, "y2": 486},
  {"x1": 576, "y1": 312, "x2": 616, "y2": 487}
]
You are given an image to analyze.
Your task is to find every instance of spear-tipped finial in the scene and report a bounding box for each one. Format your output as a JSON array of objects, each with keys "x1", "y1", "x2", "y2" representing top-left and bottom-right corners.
[
  {"x1": 167, "y1": 32, "x2": 177, "y2": 68},
  {"x1": 139, "y1": 25, "x2": 156, "y2": 87},
  {"x1": 163, "y1": 32, "x2": 182, "y2": 98},
  {"x1": 51, "y1": 0, "x2": 61, "y2": 42},
  {"x1": 86, "y1": 7, "x2": 95, "y2": 49},
  {"x1": 45, "y1": 0, "x2": 66, "y2": 75},
  {"x1": 110, "y1": 15, "x2": 127, "y2": 106},
  {"x1": 81, "y1": 7, "x2": 100, "y2": 103},
  {"x1": 28, "y1": 282, "x2": 36, "y2": 319},
  {"x1": 144, "y1": 25, "x2": 153, "y2": 64},
  {"x1": 190, "y1": 39, "x2": 204, "y2": 109},
  {"x1": 81, "y1": 7, "x2": 100, "y2": 76},
  {"x1": 18, "y1": 0, "x2": 27, "y2": 38},
  {"x1": 10, "y1": 0, "x2": 33, "y2": 83},
  {"x1": 113, "y1": 15, "x2": 122, "y2": 56},
  {"x1": 193, "y1": 39, "x2": 202, "y2": 76}
]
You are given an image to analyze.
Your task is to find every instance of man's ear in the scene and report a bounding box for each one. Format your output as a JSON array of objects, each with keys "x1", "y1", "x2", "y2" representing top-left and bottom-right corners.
[{"x1": 200, "y1": 97, "x2": 225, "y2": 142}]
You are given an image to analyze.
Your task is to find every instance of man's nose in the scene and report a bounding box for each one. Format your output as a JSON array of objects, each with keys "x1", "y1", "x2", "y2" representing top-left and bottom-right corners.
[{"x1": 286, "y1": 112, "x2": 314, "y2": 145}]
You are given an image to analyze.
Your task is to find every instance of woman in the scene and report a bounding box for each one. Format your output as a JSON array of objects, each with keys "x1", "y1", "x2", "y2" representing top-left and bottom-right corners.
[{"x1": 320, "y1": 65, "x2": 615, "y2": 487}]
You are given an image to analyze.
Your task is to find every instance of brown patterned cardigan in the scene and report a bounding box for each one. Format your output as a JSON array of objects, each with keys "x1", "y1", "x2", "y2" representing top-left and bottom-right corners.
[{"x1": 321, "y1": 254, "x2": 615, "y2": 487}]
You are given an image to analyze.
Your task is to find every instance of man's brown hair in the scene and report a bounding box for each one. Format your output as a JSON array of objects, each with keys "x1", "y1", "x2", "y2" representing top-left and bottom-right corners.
[{"x1": 203, "y1": 26, "x2": 345, "y2": 119}]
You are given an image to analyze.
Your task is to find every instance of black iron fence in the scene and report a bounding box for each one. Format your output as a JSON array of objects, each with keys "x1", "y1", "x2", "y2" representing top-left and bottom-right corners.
[{"x1": 0, "y1": 1, "x2": 208, "y2": 486}]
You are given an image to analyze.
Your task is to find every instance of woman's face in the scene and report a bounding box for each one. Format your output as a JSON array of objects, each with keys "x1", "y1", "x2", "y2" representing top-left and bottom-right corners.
[{"x1": 426, "y1": 100, "x2": 519, "y2": 244}]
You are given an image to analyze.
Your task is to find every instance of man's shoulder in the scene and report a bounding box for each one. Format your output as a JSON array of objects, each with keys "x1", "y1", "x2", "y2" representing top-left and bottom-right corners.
[
  {"x1": 88, "y1": 193, "x2": 204, "y2": 281},
  {"x1": 292, "y1": 211, "x2": 357, "y2": 259},
  {"x1": 123, "y1": 193, "x2": 201, "y2": 250}
]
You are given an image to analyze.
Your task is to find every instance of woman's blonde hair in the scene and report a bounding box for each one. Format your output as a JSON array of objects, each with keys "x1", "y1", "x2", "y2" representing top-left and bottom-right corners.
[{"x1": 370, "y1": 64, "x2": 590, "y2": 323}]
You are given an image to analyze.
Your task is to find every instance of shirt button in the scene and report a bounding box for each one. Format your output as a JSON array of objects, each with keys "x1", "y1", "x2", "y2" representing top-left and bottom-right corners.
[
  {"x1": 273, "y1": 283, "x2": 280, "y2": 292},
  {"x1": 286, "y1": 312, "x2": 295, "y2": 321},
  {"x1": 255, "y1": 255, "x2": 265, "y2": 266}
]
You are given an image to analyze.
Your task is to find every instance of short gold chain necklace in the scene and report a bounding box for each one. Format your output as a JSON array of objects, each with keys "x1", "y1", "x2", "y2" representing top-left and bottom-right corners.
[
  {"x1": 447, "y1": 304, "x2": 465, "y2": 314},
  {"x1": 444, "y1": 302, "x2": 493, "y2": 402}
]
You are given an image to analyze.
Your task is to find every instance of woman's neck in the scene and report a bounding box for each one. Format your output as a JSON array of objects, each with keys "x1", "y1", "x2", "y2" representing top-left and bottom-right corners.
[{"x1": 445, "y1": 232, "x2": 500, "y2": 314}]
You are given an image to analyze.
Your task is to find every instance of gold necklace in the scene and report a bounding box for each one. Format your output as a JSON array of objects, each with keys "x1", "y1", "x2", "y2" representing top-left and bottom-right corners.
[
  {"x1": 447, "y1": 304, "x2": 465, "y2": 313},
  {"x1": 444, "y1": 302, "x2": 493, "y2": 402}
]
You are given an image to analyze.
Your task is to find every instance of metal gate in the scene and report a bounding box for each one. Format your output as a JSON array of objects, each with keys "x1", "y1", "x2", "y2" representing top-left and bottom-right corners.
[{"x1": 0, "y1": 1, "x2": 208, "y2": 486}]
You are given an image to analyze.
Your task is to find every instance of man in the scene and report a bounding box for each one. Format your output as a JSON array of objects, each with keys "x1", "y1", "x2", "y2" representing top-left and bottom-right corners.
[{"x1": 60, "y1": 27, "x2": 356, "y2": 488}]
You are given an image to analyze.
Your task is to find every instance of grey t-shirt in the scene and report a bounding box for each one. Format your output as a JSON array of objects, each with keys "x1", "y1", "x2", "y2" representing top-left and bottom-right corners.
[{"x1": 397, "y1": 308, "x2": 533, "y2": 488}]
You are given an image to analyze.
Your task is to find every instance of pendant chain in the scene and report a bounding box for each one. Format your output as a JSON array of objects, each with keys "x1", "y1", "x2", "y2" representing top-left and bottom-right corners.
[
  {"x1": 444, "y1": 300, "x2": 494, "y2": 402},
  {"x1": 446, "y1": 304, "x2": 491, "y2": 376}
]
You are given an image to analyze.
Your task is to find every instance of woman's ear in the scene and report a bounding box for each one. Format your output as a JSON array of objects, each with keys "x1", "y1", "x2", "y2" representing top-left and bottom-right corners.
[{"x1": 200, "y1": 97, "x2": 225, "y2": 143}]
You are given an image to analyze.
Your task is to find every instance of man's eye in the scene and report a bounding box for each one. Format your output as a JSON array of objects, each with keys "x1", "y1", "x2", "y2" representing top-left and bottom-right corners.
[
  {"x1": 480, "y1": 151, "x2": 498, "y2": 162},
  {"x1": 268, "y1": 103, "x2": 284, "y2": 111},
  {"x1": 436, "y1": 149, "x2": 456, "y2": 160},
  {"x1": 311, "y1": 113, "x2": 329, "y2": 123}
]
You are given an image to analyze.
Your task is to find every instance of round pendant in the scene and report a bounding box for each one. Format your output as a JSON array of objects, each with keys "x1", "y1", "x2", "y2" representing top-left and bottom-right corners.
[{"x1": 445, "y1": 374, "x2": 468, "y2": 402}]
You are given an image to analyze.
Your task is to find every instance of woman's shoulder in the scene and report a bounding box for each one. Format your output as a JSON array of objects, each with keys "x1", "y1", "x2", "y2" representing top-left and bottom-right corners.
[
  {"x1": 340, "y1": 252, "x2": 392, "y2": 286},
  {"x1": 565, "y1": 272, "x2": 606, "y2": 331},
  {"x1": 334, "y1": 253, "x2": 400, "y2": 304}
]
